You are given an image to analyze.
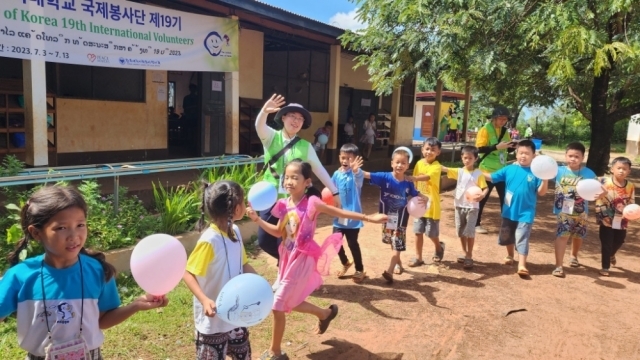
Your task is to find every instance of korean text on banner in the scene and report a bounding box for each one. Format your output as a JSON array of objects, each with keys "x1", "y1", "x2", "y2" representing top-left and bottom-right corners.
[{"x1": 0, "y1": 0, "x2": 239, "y2": 72}]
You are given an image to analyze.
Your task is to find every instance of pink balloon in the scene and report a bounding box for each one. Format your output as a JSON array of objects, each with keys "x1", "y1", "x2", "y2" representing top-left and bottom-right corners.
[
  {"x1": 465, "y1": 186, "x2": 483, "y2": 202},
  {"x1": 130, "y1": 234, "x2": 187, "y2": 296},
  {"x1": 407, "y1": 197, "x2": 429, "y2": 218},
  {"x1": 623, "y1": 204, "x2": 640, "y2": 221}
]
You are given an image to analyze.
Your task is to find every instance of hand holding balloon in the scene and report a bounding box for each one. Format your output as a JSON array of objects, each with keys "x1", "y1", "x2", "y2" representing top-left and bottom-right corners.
[
  {"x1": 530, "y1": 155, "x2": 558, "y2": 180},
  {"x1": 201, "y1": 298, "x2": 217, "y2": 317},
  {"x1": 132, "y1": 294, "x2": 169, "y2": 311},
  {"x1": 318, "y1": 134, "x2": 329, "y2": 145},
  {"x1": 465, "y1": 186, "x2": 484, "y2": 202},
  {"x1": 623, "y1": 204, "x2": 640, "y2": 221},
  {"x1": 247, "y1": 181, "x2": 277, "y2": 212},
  {"x1": 130, "y1": 234, "x2": 187, "y2": 296},
  {"x1": 246, "y1": 204, "x2": 259, "y2": 222}
]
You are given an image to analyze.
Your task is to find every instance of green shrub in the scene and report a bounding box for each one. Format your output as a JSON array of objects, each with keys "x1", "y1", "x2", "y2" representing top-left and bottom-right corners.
[{"x1": 152, "y1": 182, "x2": 200, "y2": 235}]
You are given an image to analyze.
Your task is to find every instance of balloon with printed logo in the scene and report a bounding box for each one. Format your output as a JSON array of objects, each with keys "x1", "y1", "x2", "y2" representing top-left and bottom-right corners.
[
  {"x1": 247, "y1": 181, "x2": 278, "y2": 212},
  {"x1": 623, "y1": 204, "x2": 640, "y2": 221},
  {"x1": 407, "y1": 197, "x2": 429, "y2": 218},
  {"x1": 465, "y1": 186, "x2": 484, "y2": 202},
  {"x1": 130, "y1": 234, "x2": 187, "y2": 296},
  {"x1": 530, "y1": 155, "x2": 558, "y2": 180},
  {"x1": 318, "y1": 134, "x2": 329, "y2": 145},
  {"x1": 575, "y1": 179, "x2": 602, "y2": 201},
  {"x1": 216, "y1": 273, "x2": 274, "y2": 327},
  {"x1": 321, "y1": 187, "x2": 334, "y2": 206}
]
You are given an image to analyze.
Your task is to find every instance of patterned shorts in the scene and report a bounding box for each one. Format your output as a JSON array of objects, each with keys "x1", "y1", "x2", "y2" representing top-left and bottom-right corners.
[
  {"x1": 382, "y1": 225, "x2": 407, "y2": 251},
  {"x1": 196, "y1": 328, "x2": 251, "y2": 360},
  {"x1": 27, "y1": 349, "x2": 102, "y2": 360},
  {"x1": 556, "y1": 213, "x2": 588, "y2": 239}
]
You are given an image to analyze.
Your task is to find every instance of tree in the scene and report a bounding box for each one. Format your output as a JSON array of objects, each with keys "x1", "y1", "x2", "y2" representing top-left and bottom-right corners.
[{"x1": 341, "y1": 0, "x2": 640, "y2": 174}]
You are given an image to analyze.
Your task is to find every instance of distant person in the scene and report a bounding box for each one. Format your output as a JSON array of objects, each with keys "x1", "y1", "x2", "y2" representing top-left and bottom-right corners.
[
  {"x1": 448, "y1": 114, "x2": 459, "y2": 142},
  {"x1": 360, "y1": 114, "x2": 377, "y2": 160},
  {"x1": 168, "y1": 106, "x2": 181, "y2": 121},
  {"x1": 313, "y1": 121, "x2": 333, "y2": 160},
  {"x1": 343, "y1": 116, "x2": 355, "y2": 144},
  {"x1": 524, "y1": 124, "x2": 533, "y2": 140}
]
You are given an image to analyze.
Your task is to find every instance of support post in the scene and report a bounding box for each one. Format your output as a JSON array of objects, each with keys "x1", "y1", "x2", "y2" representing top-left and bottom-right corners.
[
  {"x1": 22, "y1": 59, "x2": 48, "y2": 167},
  {"x1": 433, "y1": 79, "x2": 443, "y2": 138},
  {"x1": 462, "y1": 79, "x2": 471, "y2": 143},
  {"x1": 225, "y1": 15, "x2": 240, "y2": 154},
  {"x1": 326, "y1": 44, "x2": 341, "y2": 164}
]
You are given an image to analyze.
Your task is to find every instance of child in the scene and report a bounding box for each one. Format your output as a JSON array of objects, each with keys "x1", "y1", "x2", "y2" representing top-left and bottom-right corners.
[
  {"x1": 313, "y1": 121, "x2": 333, "y2": 157},
  {"x1": 595, "y1": 157, "x2": 635, "y2": 277},
  {"x1": 247, "y1": 159, "x2": 386, "y2": 360},
  {"x1": 441, "y1": 146, "x2": 489, "y2": 269},
  {"x1": 551, "y1": 142, "x2": 597, "y2": 277},
  {"x1": 407, "y1": 137, "x2": 444, "y2": 266},
  {"x1": 484, "y1": 140, "x2": 549, "y2": 276},
  {"x1": 363, "y1": 148, "x2": 429, "y2": 283},
  {"x1": 183, "y1": 180, "x2": 256, "y2": 359},
  {"x1": 332, "y1": 143, "x2": 367, "y2": 283},
  {"x1": 0, "y1": 185, "x2": 167, "y2": 359}
]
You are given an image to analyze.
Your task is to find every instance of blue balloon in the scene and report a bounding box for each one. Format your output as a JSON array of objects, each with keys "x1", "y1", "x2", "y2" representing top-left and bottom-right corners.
[
  {"x1": 248, "y1": 181, "x2": 277, "y2": 211},
  {"x1": 216, "y1": 273, "x2": 274, "y2": 327},
  {"x1": 318, "y1": 134, "x2": 329, "y2": 145}
]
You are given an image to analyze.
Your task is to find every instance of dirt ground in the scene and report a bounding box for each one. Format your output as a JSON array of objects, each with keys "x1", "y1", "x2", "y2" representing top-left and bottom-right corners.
[{"x1": 250, "y1": 151, "x2": 640, "y2": 360}]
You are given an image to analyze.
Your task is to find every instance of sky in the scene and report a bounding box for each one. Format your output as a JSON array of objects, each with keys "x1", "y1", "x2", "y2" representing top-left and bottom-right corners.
[{"x1": 257, "y1": 0, "x2": 365, "y2": 30}]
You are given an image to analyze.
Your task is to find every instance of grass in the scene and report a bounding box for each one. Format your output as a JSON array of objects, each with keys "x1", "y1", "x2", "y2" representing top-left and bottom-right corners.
[
  {"x1": 541, "y1": 142, "x2": 626, "y2": 153},
  {"x1": 0, "y1": 241, "x2": 334, "y2": 359}
]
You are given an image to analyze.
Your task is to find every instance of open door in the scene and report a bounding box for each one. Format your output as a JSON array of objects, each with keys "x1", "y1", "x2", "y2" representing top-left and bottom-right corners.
[{"x1": 199, "y1": 72, "x2": 226, "y2": 156}]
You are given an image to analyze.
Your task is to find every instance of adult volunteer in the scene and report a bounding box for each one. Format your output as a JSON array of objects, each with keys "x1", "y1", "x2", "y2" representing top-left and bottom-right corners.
[
  {"x1": 474, "y1": 106, "x2": 516, "y2": 234},
  {"x1": 256, "y1": 94, "x2": 340, "y2": 260}
]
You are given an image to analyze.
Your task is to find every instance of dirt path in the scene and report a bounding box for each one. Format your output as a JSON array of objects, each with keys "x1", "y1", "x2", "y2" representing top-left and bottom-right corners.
[{"x1": 249, "y1": 168, "x2": 640, "y2": 360}]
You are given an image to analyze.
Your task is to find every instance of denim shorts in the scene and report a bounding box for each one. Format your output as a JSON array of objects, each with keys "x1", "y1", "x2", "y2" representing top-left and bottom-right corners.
[{"x1": 498, "y1": 218, "x2": 532, "y2": 255}]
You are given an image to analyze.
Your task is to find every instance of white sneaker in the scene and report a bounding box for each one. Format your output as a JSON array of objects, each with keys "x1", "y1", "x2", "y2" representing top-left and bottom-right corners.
[
  {"x1": 272, "y1": 278, "x2": 281, "y2": 292},
  {"x1": 475, "y1": 226, "x2": 488, "y2": 234}
]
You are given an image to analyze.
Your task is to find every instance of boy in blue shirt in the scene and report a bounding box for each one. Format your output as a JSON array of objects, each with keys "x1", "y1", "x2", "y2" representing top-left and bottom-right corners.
[
  {"x1": 485, "y1": 140, "x2": 549, "y2": 276},
  {"x1": 363, "y1": 147, "x2": 428, "y2": 284},
  {"x1": 332, "y1": 143, "x2": 367, "y2": 283}
]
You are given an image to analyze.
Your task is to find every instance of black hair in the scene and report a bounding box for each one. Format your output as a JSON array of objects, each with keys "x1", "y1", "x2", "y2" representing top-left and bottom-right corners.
[
  {"x1": 423, "y1": 137, "x2": 442, "y2": 150},
  {"x1": 461, "y1": 145, "x2": 479, "y2": 158},
  {"x1": 368, "y1": 113, "x2": 376, "y2": 119},
  {"x1": 516, "y1": 139, "x2": 536, "y2": 153},
  {"x1": 340, "y1": 143, "x2": 359, "y2": 156},
  {"x1": 197, "y1": 180, "x2": 244, "y2": 242},
  {"x1": 392, "y1": 149, "x2": 411, "y2": 162},
  {"x1": 283, "y1": 159, "x2": 322, "y2": 199},
  {"x1": 611, "y1": 156, "x2": 632, "y2": 168},
  {"x1": 324, "y1": 121, "x2": 333, "y2": 127},
  {"x1": 8, "y1": 185, "x2": 116, "y2": 281},
  {"x1": 565, "y1": 141, "x2": 586, "y2": 155}
]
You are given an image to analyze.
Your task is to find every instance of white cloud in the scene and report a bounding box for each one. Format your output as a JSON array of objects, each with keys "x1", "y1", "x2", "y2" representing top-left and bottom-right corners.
[{"x1": 328, "y1": 9, "x2": 366, "y2": 31}]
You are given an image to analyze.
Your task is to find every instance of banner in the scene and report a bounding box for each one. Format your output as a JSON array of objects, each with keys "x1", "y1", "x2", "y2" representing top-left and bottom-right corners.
[{"x1": 0, "y1": 0, "x2": 239, "y2": 71}]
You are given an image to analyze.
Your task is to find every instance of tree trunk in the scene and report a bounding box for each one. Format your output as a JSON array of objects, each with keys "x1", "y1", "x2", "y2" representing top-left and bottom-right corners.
[{"x1": 586, "y1": 71, "x2": 612, "y2": 175}]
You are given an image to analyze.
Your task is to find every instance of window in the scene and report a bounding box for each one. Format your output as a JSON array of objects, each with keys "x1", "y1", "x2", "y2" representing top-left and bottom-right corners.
[
  {"x1": 57, "y1": 64, "x2": 145, "y2": 102},
  {"x1": 399, "y1": 76, "x2": 416, "y2": 117}
]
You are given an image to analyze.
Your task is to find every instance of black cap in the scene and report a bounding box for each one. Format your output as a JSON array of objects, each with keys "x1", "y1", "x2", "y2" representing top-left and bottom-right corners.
[{"x1": 491, "y1": 105, "x2": 510, "y2": 118}]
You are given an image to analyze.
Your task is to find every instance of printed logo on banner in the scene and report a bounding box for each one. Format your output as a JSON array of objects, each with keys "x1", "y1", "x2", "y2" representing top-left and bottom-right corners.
[
  {"x1": 87, "y1": 54, "x2": 97, "y2": 62},
  {"x1": 203, "y1": 31, "x2": 233, "y2": 57},
  {"x1": 117, "y1": 57, "x2": 161, "y2": 67}
]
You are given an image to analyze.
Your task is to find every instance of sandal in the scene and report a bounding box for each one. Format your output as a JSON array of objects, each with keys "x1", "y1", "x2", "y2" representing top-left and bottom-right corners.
[
  {"x1": 432, "y1": 242, "x2": 446, "y2": 262},
  {"x1": 457, "y1": 256, "x2": 466, "y2": 264},
  {"x1": 610, "y1": 256, "x2": 617, "y2": 267},
  {"x1": 408, "y1": 258, "x2": 425, "y2": 267},
  {"x1": 316, "y1": 305, "x2": 339, "y2": 334},
  {"x1": 517, "y1": 268, "x2": 529, "y2": 276},
  {"x1": 394, "y1": 264, "x2": 404, "y2": 275},
  {"x1": 552, "y1": 267, "x2": 564, "y2": 277},
  {"x1": 352, "y1": 271, "x2": 366, "y2": 284},
  {"x1": 260, "y1": 350, "x2": 290, "y2": 360},
  {"x1": 463, "y1": 258, "x2": 474, "y2": 269},
  {"x1": 504, "y1": 256, "x2": 514, "y2": 265},
  {"x1": 599, "y1": 269, "x2": 610, "y2": 277},
  {"x1": 382, "y1": 270, "x2": 393, "y2": 284},
  {"x1": 569, "y1": 257, "x2": 579, "y2": 268},
  {"x1": 336, "y1": 261, "x2": 353, "y2": 278}
]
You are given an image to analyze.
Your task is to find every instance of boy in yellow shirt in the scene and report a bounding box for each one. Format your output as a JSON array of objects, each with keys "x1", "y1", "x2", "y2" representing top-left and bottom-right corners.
[{"x1": 407, "y1": 137, "x2": 444, "y2": 266}]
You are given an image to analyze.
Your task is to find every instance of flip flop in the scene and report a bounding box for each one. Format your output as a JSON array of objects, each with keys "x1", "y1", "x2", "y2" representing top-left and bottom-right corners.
[
  {"x1": 457, "y1": 256, "x2": 466, "y2": 264},
  {"x1": 394, "y1": 264, "x2": 404, "y2": 275},
  {"x1": 517, "y1": 268, "x2": 529, "y2": 276},
  {"x1": 408, "y1": 258, "x2": 425, "y2": 267},
  {"x1": 552, "y1": 267, "x2": 564, "y2": 277},
  {"x1": 599, "y1": 269, "x2": 610, "y2": 277},
  {"x1": 316, "y1": 305, "x2": 338, "y2": 334},
  {"x1": 463, "y1": 258, "x2": 474, "y2": 269},
  {"x1": 382, "y1": 270, "x2": 393, "y2": 284},
  {"x1": 610, "y1": 256, "x2": 617, "y2": 266},
  {"x1": 569, "y1": 257, "x2": 579, "y2": 268},
  {"x1": 504, "y1": 256, "x2": 514, "y2": 265},
  {"x1": 433, "y1": 242, "x2": 446, "y2": 262}
]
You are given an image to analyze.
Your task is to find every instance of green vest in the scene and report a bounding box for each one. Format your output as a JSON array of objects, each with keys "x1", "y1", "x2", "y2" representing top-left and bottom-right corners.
[
  {"x1": 479, "y1": 122, "x2": 510, "y2": 173},
  {"x1": 263, "y1": 130, "x2": 311, "y2": 198}
]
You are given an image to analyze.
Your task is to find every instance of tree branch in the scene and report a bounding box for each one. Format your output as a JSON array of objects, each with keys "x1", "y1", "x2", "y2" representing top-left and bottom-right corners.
[
  {"x1": 568, "y1": 86, "x2": 592, "y2": 121},
  {"x1": 608, "y1": 78, "x2": 633, "y2": 114},
  {"x1": 608, "y1": 102, "x2": 640, "y2": 123}
]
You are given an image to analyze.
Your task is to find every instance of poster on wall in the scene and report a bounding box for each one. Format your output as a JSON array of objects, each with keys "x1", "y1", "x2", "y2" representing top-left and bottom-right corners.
[{"x1": 0, "y1": 0, "x2": 239, "y2": 71}]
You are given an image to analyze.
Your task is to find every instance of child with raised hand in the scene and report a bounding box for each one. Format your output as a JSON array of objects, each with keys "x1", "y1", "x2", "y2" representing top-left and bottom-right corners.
[
  {"x1": 332, "y1": 143, "x2": 367, "y2": 283},
  {"x1": 0, "y1": 185, "x2": 168, "y2": 360},
  {"x1": 183, "y1": 180, "x2": 256, "y2": 360},
  {"x1": 441, "y1": 145, "x2": 489, "y2": 269},
  {"x1": 551, "y1": 142, "x2": 597, "y2": 277},
  {"x1": 363, "y1": 148, "x2": 429, "y2": 284},
  {"x1": 407, "y1": 137, "x2": 444, "y2": 266},
  {"x1": 483, "y1": 140, "x2": 549, "y2": 276},
  {"x1": 246, "y1": 159, "x2": 386, "y2": 360},
  {"x1": 595, "y1": 157, "x2": 635, "y2": 277}
]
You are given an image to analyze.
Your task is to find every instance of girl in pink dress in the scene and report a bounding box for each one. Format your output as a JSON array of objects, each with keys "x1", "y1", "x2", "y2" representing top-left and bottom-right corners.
[{"x1": 247, "y1": 159, "x2": 387, "y2": 360}]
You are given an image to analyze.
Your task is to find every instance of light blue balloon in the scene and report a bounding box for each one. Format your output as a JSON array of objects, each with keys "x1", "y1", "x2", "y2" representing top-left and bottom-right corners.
[
  {"x1": 318, "y1": 134, "x2": 329, "y2": 145},
  {"x1": 216, "y1": 273, "x2": 274, "y2": 327},
  {"x1": 248, "y1": 181, "x2": 277, "y2": 211}
]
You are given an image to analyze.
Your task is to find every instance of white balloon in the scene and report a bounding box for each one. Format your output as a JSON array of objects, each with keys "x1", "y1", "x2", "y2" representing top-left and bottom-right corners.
[
  {"x1": 216, "y1": 273, "x2": 274, "y2": 327},
  {"x1": 576, "y1": 179, "x2": 603, "y2": 201},
  {"x1": 530, "y1": 155, "x2": 558, "y2": 180}
]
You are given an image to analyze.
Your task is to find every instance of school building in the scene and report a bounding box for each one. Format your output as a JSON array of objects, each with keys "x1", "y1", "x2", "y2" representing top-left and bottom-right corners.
[{"x1": 0, "y1": 0, "x2": 417, "y2": 167}]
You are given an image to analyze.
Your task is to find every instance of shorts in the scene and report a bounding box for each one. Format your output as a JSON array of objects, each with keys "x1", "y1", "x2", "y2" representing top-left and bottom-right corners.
[
  {"x1": 27, "y1": 349, "x2": 102, "y2": 360},
  {"x1": 196, "y1": 328, "x2": 251, "y2": 360},
  {"x1": 382, "y1": 225, "x2": 406, "y2": 251},
  {"x1": 498, "y1": 218, "x2": 532, "y2": 256},
  {"x1": 413, "y1": 217, "x2": 439, "y2": 238},
  {"x1": 454, "y1": 207, "x2": 479, "y2": 238},
  {"x1": 556, "y1": 213, "x2": 588, "y2": 239}
]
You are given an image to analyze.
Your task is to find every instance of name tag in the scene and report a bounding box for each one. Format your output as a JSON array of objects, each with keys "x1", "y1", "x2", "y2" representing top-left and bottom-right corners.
[
  {"x1": 561, "y1": 199, "x2": 575, "y2": 214},
  {"x1": 612, "y1": 215, "x2": 623, "y2": 230},
  {"x1": 386, "y1": 212, "x2": 399, "y2": 230},
  {"x1": 338, "y1": 218, "x2": 349, "y2": 226},
  {"x1": 505, "y1": 191, "x2": 513, "y2": 207}
]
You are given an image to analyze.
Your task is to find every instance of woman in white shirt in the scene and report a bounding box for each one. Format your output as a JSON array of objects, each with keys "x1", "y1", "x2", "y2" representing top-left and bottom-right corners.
[
  {"x1": 343, "y1": 116, "x2": 355, "y2": 144},
  {"x1": 360, "y1": 114, "x2": 377, "y2": 160}
]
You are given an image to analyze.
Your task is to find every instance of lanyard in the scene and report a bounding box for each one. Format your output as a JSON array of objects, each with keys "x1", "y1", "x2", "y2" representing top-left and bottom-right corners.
[
  {"x1": 40, "y1": 257, "x2": 84, "y2": 340},
  {"x1": 212, "y1": 225, "x2": 242, "y2": 281}
]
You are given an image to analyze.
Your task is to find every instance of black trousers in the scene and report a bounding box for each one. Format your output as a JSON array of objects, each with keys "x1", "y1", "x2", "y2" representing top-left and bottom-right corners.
[
  {"x1": 334, "y1": 227, "x2": 363, "y2": 272},
  {"x1": 599, "y1": 225, "x2": 626, "y2": 270},
  {"x1": 476, "y1": 180, "x2": 506, "y2": 227},
  {"x1": 257, "y1": 205, "x2": 280, "y2": 261}
]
